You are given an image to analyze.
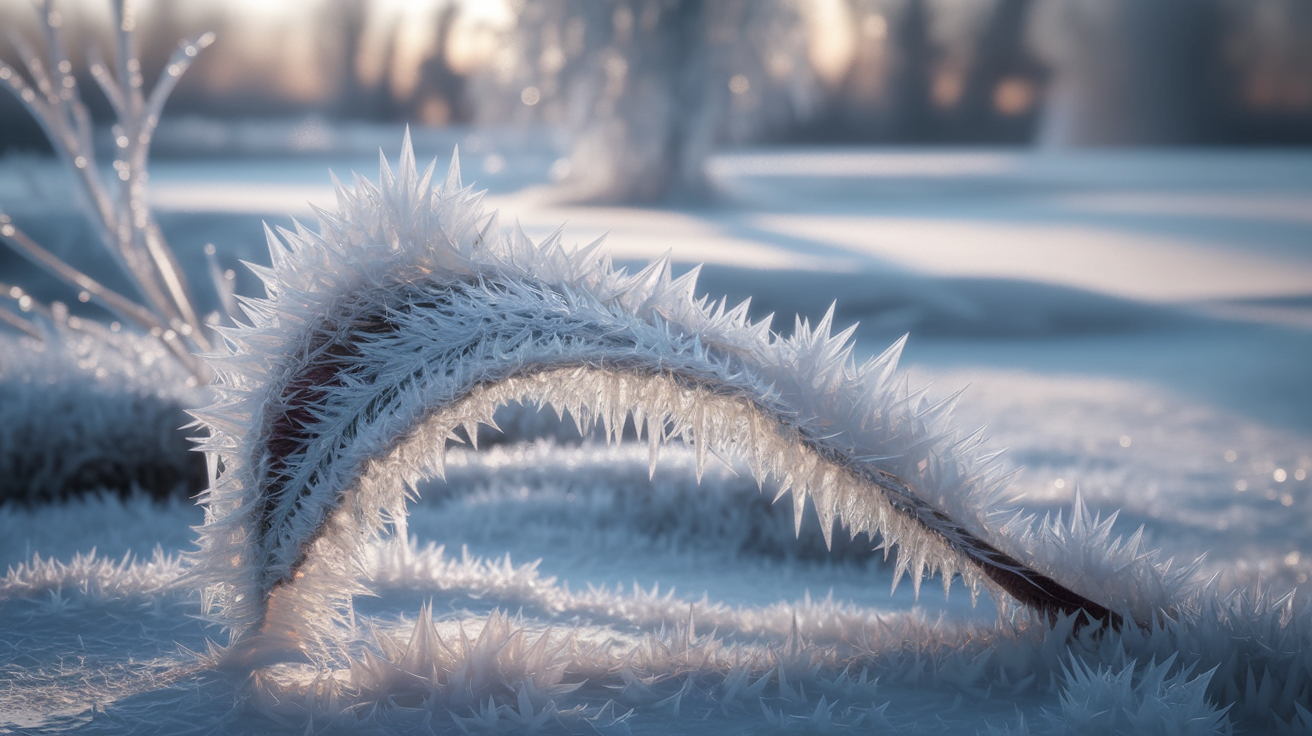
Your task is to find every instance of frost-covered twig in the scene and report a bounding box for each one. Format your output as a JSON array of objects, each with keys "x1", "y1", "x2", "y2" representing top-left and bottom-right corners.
[
  {"x1": 188, "y1": 135, "x2": 1190, "y2": 669},
  {"x1": 203, "y1": 242, "x2": 239, "y2": 323},
  {"x1": 0, "y1": 0, "x2": 215, "y2": 381},
  {"x1": 0, "y1": 281, "x2": 42, "y2": 339}
]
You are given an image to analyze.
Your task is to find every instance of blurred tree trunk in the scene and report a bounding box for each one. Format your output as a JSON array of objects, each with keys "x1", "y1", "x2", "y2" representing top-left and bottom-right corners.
[
  {"x1": 1031, "y1": 0, "x2": 1222, "y2": 145},
  {"x1": 945, "y1": 0, "x2": 1044, "y2": 141},
  {"x1": 330, "y1": 0, "x2": 401, "y2": 121},
  {"x1": 406, "y1": 6, "x2": 469, "y2": 125},
  {"x1": 477, "y1": 0, "x2": 817, "y2": 203},
  {"x1": 887, "y1": 0, "x2": 933, "y2": 141},
  {"x1": 330, "y1": 0, "x2": 369, "y2": 118}
]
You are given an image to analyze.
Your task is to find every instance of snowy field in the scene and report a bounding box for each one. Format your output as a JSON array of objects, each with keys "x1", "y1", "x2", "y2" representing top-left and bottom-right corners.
[{"x1": 2, "y1": 139, "x2": 1312, "y2": 734}]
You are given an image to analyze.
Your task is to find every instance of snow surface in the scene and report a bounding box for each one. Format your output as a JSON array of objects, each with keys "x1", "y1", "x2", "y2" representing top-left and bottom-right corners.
[{"x1": 2, "y1": 138, "x2": 1311, "y2": 734}]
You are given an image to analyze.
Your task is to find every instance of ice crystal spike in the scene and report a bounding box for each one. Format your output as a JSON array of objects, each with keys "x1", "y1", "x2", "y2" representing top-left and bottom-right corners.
[{"x1": 189, "y1": 138, "x2": 1181, "y2": 666}]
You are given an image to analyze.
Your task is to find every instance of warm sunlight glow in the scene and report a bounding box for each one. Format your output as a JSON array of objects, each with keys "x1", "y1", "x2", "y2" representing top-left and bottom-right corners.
[{"x1": 804, "y1": 0, "x2": 856, "y2": 87}]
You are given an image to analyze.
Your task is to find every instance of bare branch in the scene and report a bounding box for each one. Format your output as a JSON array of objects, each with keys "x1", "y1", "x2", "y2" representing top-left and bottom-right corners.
[
  {"x1": 0, "y1": 283, "x2": 43, "y2": 340},
  {"x1": 0, "y1": 0, "x2": 221, "y2": 381},
  {"x1": 3, "y1": 25, "x2": 130, "y2": 285},
  {"x1": 144, "y1": 32, "x2": 216, "y2": 140},
  {"x1": 87, "y1": 46, "x2": 126, "y2": 120},
  {"x1": 204, "y1": 243, "x2": 239, "y2": 324},
  {"x1": 0, "y1": 213, "x2": 169, "y2": 335}
]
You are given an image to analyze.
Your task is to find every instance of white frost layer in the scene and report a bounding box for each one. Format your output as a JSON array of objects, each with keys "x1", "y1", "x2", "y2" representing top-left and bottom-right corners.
[
  {"x1": 1, "y1": 531, "x2": 1297, "y2": 735},
  {"x1": 3, "y1": 376, "x2": 1311, "y2": 733}
]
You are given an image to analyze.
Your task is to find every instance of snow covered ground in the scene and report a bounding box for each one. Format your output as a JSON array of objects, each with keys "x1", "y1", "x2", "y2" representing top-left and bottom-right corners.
[{"x1": 2, "y1": 138, "x2": 1311, "y2": 733}]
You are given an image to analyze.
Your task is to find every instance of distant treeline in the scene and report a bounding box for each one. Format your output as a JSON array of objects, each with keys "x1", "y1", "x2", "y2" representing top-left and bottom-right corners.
[{"x1": 2, "y1": 0, "x2": 1310, "y2": 155}]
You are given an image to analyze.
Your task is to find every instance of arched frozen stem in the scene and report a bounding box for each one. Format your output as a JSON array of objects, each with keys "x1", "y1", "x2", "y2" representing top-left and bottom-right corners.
[{"x1": 190, "y1": 138, "x2": 1146, "y2": 668}]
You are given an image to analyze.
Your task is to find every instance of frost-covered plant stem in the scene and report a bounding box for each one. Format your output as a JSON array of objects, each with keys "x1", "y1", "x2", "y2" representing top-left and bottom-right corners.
[
  {"x1": 190, "y1": 136, "x2": 1192, "y2": 668},
  {"x1": 0, "y1": 0, "x2": 214, "y2": 381}
]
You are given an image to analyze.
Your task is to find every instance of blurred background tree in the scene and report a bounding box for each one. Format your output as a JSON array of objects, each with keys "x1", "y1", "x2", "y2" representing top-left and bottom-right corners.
[
  {"x1": 2, "y1": 0, "x2": 1310, "y2": 200},
  {"x1": 471, "y1": 0, "x2": 819, "y2": 201}
]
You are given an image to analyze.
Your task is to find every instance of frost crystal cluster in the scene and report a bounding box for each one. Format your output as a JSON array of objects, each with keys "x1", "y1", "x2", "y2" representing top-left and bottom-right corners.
[{"x1": 190, "y1": 135, "x2": 1184, "y2": 667}]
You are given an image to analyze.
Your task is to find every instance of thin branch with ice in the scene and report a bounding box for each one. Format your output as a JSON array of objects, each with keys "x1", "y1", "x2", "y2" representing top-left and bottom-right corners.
[{"x1": 0, "y1": 0, "x2": 215, "y2": 380}]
